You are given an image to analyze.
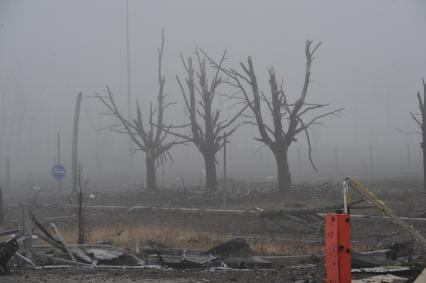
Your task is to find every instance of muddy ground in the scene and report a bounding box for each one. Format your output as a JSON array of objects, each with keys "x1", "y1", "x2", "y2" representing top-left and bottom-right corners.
[
  {"x1": 0, "y1": 176, "x2": 425, "y2": 282},
  {"x1": 4, "y1": 265, "x2": 323, "y2": 283}
]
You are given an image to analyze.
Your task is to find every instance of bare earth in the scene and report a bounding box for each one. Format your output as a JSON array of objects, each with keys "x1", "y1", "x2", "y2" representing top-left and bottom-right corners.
[{"x1": 0, "y1": 176, "x2": 424, "y2": 282}]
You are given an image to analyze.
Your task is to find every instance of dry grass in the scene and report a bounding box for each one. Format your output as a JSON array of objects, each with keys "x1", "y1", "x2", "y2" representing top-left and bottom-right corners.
[{"x1": 60, "y1": 224, "x2": 321, "y2": 256}]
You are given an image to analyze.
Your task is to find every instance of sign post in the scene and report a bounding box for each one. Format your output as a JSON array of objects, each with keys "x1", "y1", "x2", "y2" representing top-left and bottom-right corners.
[
  {"x1": 52, "y1": 164, "x2": 66, "y2": 190},
  {"x1": 57, "y1": 133, "x2": 62, "y2": 192}
]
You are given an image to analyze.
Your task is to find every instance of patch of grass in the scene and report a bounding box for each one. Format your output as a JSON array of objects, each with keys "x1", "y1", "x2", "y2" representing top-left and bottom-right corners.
[{"x1": 60, "y1": 224, "x2": 321, "y2": 256}]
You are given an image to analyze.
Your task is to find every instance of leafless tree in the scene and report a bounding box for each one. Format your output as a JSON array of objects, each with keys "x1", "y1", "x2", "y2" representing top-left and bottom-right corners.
[
  {"x1": 205, "y1": 41, "x2": 343, "y2": 193},
  {"x1": 96, "y1": 31, "x2": 179, "y2": 191},
  {"x1": 411, "y1": 79, "x2": 425, "y2": 191},
  {"x1": 165, "y1": 49, "x2": 245, "y2": 192}
]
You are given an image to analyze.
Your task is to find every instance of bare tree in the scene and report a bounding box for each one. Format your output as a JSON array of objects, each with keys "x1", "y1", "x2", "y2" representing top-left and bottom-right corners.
[
  {"x1": 96, "y1": 31, "x2": 179, "y2": 191},
  {"x1": 411, "y1": 79, "x2": 426, "y2": 191},
  {"x1": 165, "y1": 49, "x2": 245, "y2": 192},
  {"x1": 206, "y1": 41, "x2": 343, "y2": 193}
]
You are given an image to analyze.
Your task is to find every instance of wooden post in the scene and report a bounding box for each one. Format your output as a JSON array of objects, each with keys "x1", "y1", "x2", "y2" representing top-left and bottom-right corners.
[
  {"x1": 334, "y1": 145, "x2": 339, "y2": 176},
  {"x1": 369, "y1": 145, "x2": 374, "y2": 177},
  {"x1": 78, "y1": 164, "x2": 84, "y2": 244},
  {"x1": 50, "y1": 223, "x2": 76, "y2": 262},
  {"x1": 6, "y1": 156, "x2": 10, "y2": 192},
  {"x1": 223, "y1": 135, "x2": 227, "y2": 182},
  {"x1": 96, "y1": 111, "x2": 102, "y2": 191},
  {"x1": 297, "y1": 147, "x2": 301, "y2": 174},
  {"x1": 72, "y1": 92, "x2": 82, "y2": 192},
  {"x1": 21, "y1": 204, "x2": 32, "y2": 260},
  {"x1": 407, "y1": 144, "x2": 410, "y2": 171},
  {"x1": 0, "y1": 186, "x2": 3, "y2": 224},
  {"x1": 57, "y1": 133, "x2": 62, "y2": 192},
  {"x1": 134, "y1": 240, "x2": 140, "y2": 255},
  {"x1": 162, "y1": 162, "x2": 165, "y2": 187}
]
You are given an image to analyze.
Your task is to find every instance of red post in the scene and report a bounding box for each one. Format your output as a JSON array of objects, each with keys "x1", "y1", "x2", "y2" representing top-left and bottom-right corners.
[{"x1": 325, "y1": 213, "x2": 351, "y2": 283}]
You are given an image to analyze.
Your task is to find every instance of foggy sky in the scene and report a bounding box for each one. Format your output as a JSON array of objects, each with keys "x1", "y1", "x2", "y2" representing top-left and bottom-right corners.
[{"x1": 0, "y1": 0, "x2": 425, "y2": 188}]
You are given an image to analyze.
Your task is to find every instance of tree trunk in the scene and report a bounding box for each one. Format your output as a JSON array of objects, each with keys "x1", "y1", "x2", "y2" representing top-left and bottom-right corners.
[
  {"x1": 0, "y1": 186, "x2": 3, "y2": 224},
  {"x1": 146, "y1": 155, "x2": 157, "y2": 192},
  {"x1": 423, "y1": 137, "x2": 426, "y2": 192},
  {"x1": 204, "y1": 152, "x2": 217, "y2": 192},
  {"x1": 423, "y1": 92, "x2": 426, "y2": 192},
  {"x1": 275, "y1": 148, "x2": 291, "y2": 193}
]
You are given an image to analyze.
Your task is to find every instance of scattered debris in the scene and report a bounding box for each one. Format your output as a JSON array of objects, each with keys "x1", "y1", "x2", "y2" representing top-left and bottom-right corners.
[
  {"x1": 85, "y1": 248, "x2": 123, "y2": 261},
  {"x1": 352, "y1": 266, "x2": 411, "y2": 274},
  {"x1": 143, "y1": 238, "x2": 272, "y2": 269},
  {"x1": 96, "y1": 240, "x2": 112, "y2": 246},
  {"x1": 204, "y1": 238, "x2": 254, "y2": 258},
  {"x1": 385, "y1": 241, "x2": 415, "y2": 260},
  {"x1": 0, "y1": 237, "x2": 19, "y2": 274},
  {"x1": 352, "y1": 274, "x2": 408, "y2": 283},
  {"x1": 352, "y1": 252, "x2": 397, "y2": 268}
]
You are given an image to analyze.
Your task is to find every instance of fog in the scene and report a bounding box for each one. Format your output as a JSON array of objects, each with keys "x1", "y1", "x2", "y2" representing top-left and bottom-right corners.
[{"x1": 0, "y1": 0, "x2": 425, "y2": 189}]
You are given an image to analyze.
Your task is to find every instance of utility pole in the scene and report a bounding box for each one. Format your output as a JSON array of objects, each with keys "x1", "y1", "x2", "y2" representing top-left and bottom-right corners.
[
  {"x1": 96, "y1": 111, "x2": 102, "y2": 191},
  {"x1": 223, "y1": 134, "x2": 227, "y2": 183},
  {"x1": 57, "y1": 133, "x2": 62, "y2": 192},
  {"x1": 0, "y1": 186, "x2": 3, "y2": 224},
  {"x1": 369, "y1": 145, "x2": 374, "y2": 177},
  {"x1": 334, "y1": 145, "x2": 339, "y2": 176},
  {"x1": 125, "y1": 0, "x2": 133, "y2": 181},
  {"x1": 406, "y1": 144, "x2": 410, "y2": 171},
  {"x1": 6, "y1": 156, "x2": 10, "y2": 192},
  {"x1": 72, "y1": 92, "x2": 82, "y2": 192},
  {"x1": 77, "y1": 164, "x2": 84, "y2": 244}
]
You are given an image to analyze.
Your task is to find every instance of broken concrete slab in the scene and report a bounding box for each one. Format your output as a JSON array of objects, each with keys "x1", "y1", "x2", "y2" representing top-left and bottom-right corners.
[
  {"x1": 69, "y1": 247, "x2": 93, "y2": 264},
  {"x1": 261, "y1": 255, "x2": 321, "y2": 266},
  {"x1": 352, "y1": 266, "x2": 411, "y2": 274},
  {"x1": 223, "y1": 256, "x2": 272, "y2": 269},
  {"x1": 85, "y1": 248, "x2": 124, "y2": 261},
  {"x1": 414, "y1": 268, "x2": 426, "y2": 283},
  {"x1": 352, "y1": 274, "x2": 408, "y2": 283}
]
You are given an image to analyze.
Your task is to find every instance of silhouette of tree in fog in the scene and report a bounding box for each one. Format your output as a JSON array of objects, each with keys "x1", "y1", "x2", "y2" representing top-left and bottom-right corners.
[
  {"x1": 164, "y1": 49, "x2": 246, "y2": 192},
  {"x1": 96, "y1": 30, "x2": 181, "y2": 191},
  {"x1": 206, "y1": 41, "x2": 343, "y2": 194},
  {"x1": 411, "y1": 79, "x2": 425, "y2": 191}
]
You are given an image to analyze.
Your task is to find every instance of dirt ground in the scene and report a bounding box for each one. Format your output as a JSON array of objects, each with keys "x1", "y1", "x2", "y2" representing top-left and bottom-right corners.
[
  {"x1": 0, "y1": 176, "x2": 425, "y2": 282},
  {"x1": 4, "y1": 265, "x2": 324, "y2": 283}
]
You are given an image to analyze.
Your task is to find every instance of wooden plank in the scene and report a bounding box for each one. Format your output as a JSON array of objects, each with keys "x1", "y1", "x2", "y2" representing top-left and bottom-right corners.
[
  {"x1": 49, "y1": 223, "x2": 76, "y2": 263},
  {"x1": 21, "y1": 204, "x2": 32, "y2": 260}
]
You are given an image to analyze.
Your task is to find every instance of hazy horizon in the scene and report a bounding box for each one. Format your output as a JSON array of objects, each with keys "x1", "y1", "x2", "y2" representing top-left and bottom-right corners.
[{"x1": 0, "y1": 0, "x2": 425, "y2": 190}]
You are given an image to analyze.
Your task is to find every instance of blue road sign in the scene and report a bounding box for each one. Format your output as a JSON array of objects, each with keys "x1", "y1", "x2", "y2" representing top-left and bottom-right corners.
[{"x1": 52, "y1": 164, "x2": 66, "y2": 180}]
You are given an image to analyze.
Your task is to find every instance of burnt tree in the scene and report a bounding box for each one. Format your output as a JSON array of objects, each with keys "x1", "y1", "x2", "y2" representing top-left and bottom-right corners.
[
  {"x1": 97, "y1": 31, "x2": 178, "y2": 191},
  {"x1": 168, "y1": 49, "x2": 245, "y2": 192},
  {"x1": 411, "y1": 79, "x2": 426, "y2": 191},
  {"x1": 207, "y1": 41, "x2": 343, "y2": 193}
]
